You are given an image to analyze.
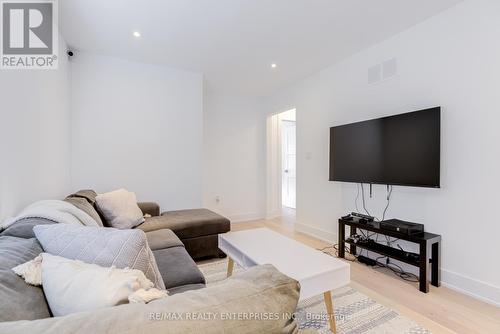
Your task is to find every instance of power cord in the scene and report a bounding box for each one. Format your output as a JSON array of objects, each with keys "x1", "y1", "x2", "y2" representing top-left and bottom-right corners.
[
  {"x1": 357, "y1": 183, "x2": 394, "y2": 222},
  {"x1": 381, "y1": 185, "x2": 393, "y2": 221},
  {"x1": 360, "y1": 183, "x2": 373, "y2": 218},
  {"x1": 319, "y1": 244, "x2": 418, "y2": 282},
  {"x1": 355, "y1": 183, "x2": 361, "y2": 214},
  {"x1": 317, "y1": 244, "x2": 356, "y2": 262},
  {"x1": 360, "y1": 183, "x2": 379, "y2": 239},
  {"x1": 374, "y1": 256, "x2": 419, "y2": 282}
]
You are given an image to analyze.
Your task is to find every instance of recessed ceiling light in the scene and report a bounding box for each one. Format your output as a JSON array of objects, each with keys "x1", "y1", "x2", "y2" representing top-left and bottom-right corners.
[
  {"x1": 133, "y1": 31, "x2": 141, "y2": 38},
  {"x1": 271, "y1": 63, "x2": 277, "y2": 68}
]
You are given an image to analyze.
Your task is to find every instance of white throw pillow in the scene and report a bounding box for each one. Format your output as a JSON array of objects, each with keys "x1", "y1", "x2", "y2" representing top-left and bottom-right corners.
[
  {"x1": 95, "y1": 189, "x2": 145, "y2": 229},
  {"x1": 12, "y1": 254, "x2": 43, "y2": 286},
  {"x1": 41, "y1": 253, "x2": 156, "y2": 317}
]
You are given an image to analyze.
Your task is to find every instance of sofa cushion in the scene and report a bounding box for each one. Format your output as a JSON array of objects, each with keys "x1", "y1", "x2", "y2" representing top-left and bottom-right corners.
[
  {"x1": 167, "y1": 283, "x2": 205, "y2": 295},
  {"x1": 181, "y1": 234, "x2": 222, "y2": 259},
  {"x1": 137, "y1": 209, "x2": 230, "y2": 239},
  {"x1": 137, "y1": 202, "x2": 160, "y2": 217},
  {"x1": 0, "y1": 217, "x2": 55, "y2": 239},
  {"x1": 145, "y1": 229, "x2": 184, "y2": 251},
  {"x1": 34, "y1": 224, "x2": 165, "y2": 290},
  {"x1": 0, "y1": 236, "x2": 51, "y2": 322},
  {"x1": 64, "y1": 197, "x2": 103, "y2": 226},
  {"x1": 95, "y1": 189, "x2": 145, "y2": 229},
  {"x1": 0, "y1": 264, "x2": 299, "y2": 334},
  {"x1": 153, "y1": 247, "x2": 205, "y2": 290}
]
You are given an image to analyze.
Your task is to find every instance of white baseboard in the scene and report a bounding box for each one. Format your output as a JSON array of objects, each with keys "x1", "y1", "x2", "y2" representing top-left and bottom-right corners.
[
  {"x1": 265, "y1": 209, "x2": 282, "y2": 220},
  {"x1": 294, "y1": 222, "x2": 337, "y2": 244},
  {"x1": 229, "y1": 212, "x2": 265, "y2": 223},
  {"x1": 293, "y1": 222, "x2": 500, "y2": 307},
  {"x1": 441, "y1": 269, "x2": 500, "y2": 307}
]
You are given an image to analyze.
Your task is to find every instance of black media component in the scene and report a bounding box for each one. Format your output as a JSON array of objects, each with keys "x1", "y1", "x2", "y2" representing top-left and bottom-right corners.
[
  {"x1": 380, "y1": 219, "x2": 424, "y2": 235},
  {"x1": 357, "y1": 255, "x2": 377, "y2": 266},
  {"x1": 350, "y1": 212, "x2": 374, "y2": 222}
]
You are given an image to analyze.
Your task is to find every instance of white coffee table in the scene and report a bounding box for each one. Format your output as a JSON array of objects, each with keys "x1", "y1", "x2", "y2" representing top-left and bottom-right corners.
[{"x1": 218, "y1": 228, "x2": 350, "y2": 334}]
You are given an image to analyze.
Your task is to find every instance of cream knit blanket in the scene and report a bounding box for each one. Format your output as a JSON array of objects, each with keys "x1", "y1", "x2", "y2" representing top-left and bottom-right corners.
[{"x1": 0, "y1": 200, "x2": 99, "y2": 231}]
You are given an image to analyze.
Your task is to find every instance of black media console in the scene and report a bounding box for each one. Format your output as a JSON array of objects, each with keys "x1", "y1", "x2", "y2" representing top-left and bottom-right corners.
[{"x1": 338, "y1": 217, "x2": 441, "y2": 293}]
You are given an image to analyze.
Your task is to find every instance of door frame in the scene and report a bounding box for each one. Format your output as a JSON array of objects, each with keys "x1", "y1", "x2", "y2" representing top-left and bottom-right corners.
[
  {"x1": 281, "y1": 120, "x2": 296, "y2": 209},
  {"x1": 266, "y1": 108, "x2": 296, "y2": 219}
]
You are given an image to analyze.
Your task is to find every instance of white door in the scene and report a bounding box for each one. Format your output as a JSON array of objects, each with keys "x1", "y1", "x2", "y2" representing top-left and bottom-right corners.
[{"x1": 282, "y1": 120, "x2": 296, "y2": 208}]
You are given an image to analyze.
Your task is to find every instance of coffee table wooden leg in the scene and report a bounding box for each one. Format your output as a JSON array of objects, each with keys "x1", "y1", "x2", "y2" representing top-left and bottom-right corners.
[
  {"x1": 324, "y1": 291, "x2": 337, "y2": 334},
  {"x1": 227, "y1": 257, "x2": 234, "y2": 277}
]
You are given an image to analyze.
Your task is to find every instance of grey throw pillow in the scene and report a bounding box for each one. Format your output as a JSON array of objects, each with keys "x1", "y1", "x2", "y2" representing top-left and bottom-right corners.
[
  {"x1": 0, "y1": 236, "x2": 51, "y2": 321},
  {"x1": 33, "y1": 224, "x2": 165, "y2": 290},
  {"x1": 66, "y1": 189, "x2": 99, "y2": 204},
  {"x1": 64, "y1": 197, "x2": 104, "y2": 226}
]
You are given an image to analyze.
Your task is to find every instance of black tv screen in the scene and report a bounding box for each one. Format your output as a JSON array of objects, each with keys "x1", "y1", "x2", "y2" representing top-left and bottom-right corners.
[{"x1": 329, "y1": 107, "x2": 440, "y2": 188}]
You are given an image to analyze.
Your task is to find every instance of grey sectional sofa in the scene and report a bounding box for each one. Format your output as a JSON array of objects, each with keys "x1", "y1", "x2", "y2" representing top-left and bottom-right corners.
[
  {"x1": 0, "y1": 231, "x2": 300, "y2": 333},
  {"x1": 0, "y1": 197, "x2": 301, "y2": 333}
]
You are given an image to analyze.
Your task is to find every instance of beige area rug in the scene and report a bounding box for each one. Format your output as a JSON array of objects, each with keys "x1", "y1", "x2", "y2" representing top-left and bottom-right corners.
[{"x1": 198, "y1": 259, "x2": 431, "y2": 334}]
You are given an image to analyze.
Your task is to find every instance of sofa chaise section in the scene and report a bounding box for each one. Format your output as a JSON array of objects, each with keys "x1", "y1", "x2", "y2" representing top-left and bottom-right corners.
[{"x1": 137, "y1": 206, "x2": 231, "y2": 260}]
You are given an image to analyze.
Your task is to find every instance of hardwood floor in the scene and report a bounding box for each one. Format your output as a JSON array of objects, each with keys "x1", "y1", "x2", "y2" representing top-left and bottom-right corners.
[{"x1": 231, "y1": 212, "x2": 500, "y2": 334}]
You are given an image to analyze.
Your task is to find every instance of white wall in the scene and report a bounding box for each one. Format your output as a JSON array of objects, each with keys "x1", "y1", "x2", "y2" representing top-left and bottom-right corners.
[
  {"x1": 265, "y1": 0, "x2": 500, "y2": 305},
  {"x1": 70, "y1": 52, "x2": 203, "y2": 210},
  {"x1": 203, "y1": 91, "x2": 266, "y2": 221},
  {"x1": 0, "y1": 34, "x2": 71, "y2": 220}
]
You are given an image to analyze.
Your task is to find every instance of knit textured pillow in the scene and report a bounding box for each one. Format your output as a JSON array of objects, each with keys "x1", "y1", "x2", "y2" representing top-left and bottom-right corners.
[
  {"x1": 95, "y1": 189, "x2": 144, "y2": 229},
  {"x1": 33, "y1": 224, "x2": 165, "y2": 290}
]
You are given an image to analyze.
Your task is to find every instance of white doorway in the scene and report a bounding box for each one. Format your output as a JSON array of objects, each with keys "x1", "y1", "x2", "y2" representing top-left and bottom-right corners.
[
  {"x1": 266, "y1": 109, "x2": 296, "y2": 218},
  {"x1": 281, "y1": 120, "x2": 296, "y2": 208}
]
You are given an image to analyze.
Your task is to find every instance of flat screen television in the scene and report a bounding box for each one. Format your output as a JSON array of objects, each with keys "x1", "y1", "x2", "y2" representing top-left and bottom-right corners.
[{"x1": 329, "y1": 107, "x2": 440, "y2": 188}]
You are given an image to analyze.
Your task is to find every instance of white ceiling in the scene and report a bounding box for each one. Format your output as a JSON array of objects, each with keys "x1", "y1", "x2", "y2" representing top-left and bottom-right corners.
[{"x1": 61, "y1": 0, "x2": 462, "y2": 96}]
